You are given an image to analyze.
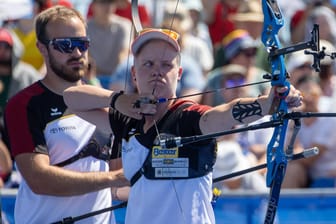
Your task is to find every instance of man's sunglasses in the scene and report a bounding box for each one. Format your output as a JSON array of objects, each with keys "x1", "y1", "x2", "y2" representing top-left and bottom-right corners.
[{"x1": 44, "y1": 37, "x2": 90, "y2": 54}]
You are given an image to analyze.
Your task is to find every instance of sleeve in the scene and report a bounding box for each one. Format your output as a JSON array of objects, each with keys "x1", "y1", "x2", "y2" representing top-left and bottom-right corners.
[
  {"x1": 178, "y1": 103, "x2": 212, "y2": 136},
  {"x1": 4, "y1": 94, "x2": 47, "y2": 158},
  {"x1": 108, "y1": 108, "x2": 135, "y2": 159}
]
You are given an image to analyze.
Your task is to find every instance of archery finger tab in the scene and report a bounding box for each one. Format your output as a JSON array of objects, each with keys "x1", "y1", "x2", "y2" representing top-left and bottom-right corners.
[
  {"x1": 141, "y1": 103, "x2": 157, "y2": 116},
  {"x1": 132, "y1": 97, "x2": 157, "y2": 108},
  {"x1": 132, "y1": 99, "x2": 141, "y2": 108}
]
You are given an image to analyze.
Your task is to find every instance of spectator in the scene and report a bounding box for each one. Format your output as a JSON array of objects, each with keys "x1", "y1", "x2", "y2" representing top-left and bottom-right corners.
[
  {"x1": 87, "y1": 0, "x2": 132, "y2": 88},
  {"x1": 202, "y1": 0, "x2": 242, "y2": 51},
  {"x1": 82, "y1": 54, "x2": 102, "y2": 87},
  {"x1": 202, "y1": 64, "x2": 271, "y2": 168},
  {"x1": 283, "y1": 76, "x2": 336, "y2": 188},
  {"x1": 163, "y1": 2, "x2": 214, "y2": 75},
  {"x1": 87, "y1": 0, "x2": 152, "y2": 28},
  {"x1": 286, "y1": 51, "x2": 315, "y2": 86},
  {"x1": 0, "y1": 138, "x2": 11, "y2": 188},
  {"x1": 182, "y1": 0, "x2": 213, "y2": 55},
  {"x1": 229, "y1": 0, "x2": 270, "y2": 73},
  {"x1": 213, "y1": 136, "x2": 267, "y2": 192},
  {"x1": 230, "y1": 0, "x2": 263, "y2": 41},
  {"x1": 208, "y1": 30, "x2": 268, "y2": 105},
  {"x1": 4, "y1": 6, "x2": 128, "y2": 223},
  {"x1": 290, "y1": 3, "x2": 336, "y2": 45},
  {"x1": 11, "y1": 0, "x2": 73, "y2": 74},
  {"x1": 11, "y1": 0, "x2": 49, "y2": 73},
  {"x1": 202, "y1": 64, "x2": 249, "y2": 106},
  {"x1": 0, "y1": 28, "x2": 40, "y2": 121},
  {"x1": 316, "y1": 39, "x2": 336, "y2": 97}
]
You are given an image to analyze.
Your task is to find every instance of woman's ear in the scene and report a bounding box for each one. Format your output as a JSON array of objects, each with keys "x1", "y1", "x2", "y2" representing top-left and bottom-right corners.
[
  {"x1": 177, "y1": 67, "x2": 183, "y2": 81},
  {"x1": 131, "y1": 66, "x2": 137, "y2": 83}
]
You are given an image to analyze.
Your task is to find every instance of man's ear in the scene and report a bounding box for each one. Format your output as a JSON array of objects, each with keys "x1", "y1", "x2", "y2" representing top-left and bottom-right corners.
[{"x1": 36, "y1": 41, "x2": 48, "y2": 58}]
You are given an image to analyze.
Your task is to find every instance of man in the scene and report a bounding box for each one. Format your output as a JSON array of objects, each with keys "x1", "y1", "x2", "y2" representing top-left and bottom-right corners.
[
  {"x1": 63, "y1": 28, "x2": 303, "y2": 224},
  {"x1": 4, "y1": 6, "x2": 128, "y2": 224}
]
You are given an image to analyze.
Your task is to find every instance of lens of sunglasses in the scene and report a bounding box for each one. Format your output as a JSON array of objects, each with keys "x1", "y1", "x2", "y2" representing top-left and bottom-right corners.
[
  {"x1": 140, "y1": 28, "x2": 179, "y2": 41},
  {"x1": 50, "y1": 37, "x2": 90, "y2": 53}
]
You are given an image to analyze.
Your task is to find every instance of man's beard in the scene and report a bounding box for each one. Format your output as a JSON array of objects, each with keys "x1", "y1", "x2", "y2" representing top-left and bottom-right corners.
[{"x1": 49, "y1": 53, "x2": 86, "y2": 83}]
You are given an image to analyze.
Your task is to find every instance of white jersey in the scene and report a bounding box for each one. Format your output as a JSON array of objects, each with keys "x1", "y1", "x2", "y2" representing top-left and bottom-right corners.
[
  {"x1": 110, "y1": 100, "x2": 215, "y2": 224},
  {"x1": 122, "y1": 136, "x2": 215, "y2": 224},
  {"x1": 14, "y1": 115, "x2": 114, "y2": 224},
  {"x1": 5, "y1": 82, "x2": 115, "y2": 224}
]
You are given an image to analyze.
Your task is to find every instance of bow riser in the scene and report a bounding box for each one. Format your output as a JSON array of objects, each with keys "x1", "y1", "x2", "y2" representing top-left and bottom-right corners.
[
  {"x1": 262, "y1": 0, "x2": 290, "y2": 223},
  {"x1": 266, "y1": 120, "x2": 288, "y2": 187}
]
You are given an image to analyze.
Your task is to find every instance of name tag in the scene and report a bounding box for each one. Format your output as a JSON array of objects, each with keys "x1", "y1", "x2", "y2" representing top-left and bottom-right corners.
[
  {"x1": 155, "y1": 167, "x2": 189, "y2": 178},
  {"x1": 152, "y1": 158, "x2": 189, "y2": 167},
  {"x1": 151, "y1": 146, "x2": 190, "y2": 178}
]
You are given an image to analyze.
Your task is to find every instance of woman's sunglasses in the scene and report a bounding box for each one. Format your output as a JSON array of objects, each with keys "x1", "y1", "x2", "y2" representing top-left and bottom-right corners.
[
  {"x1": 139, "y1": 28, "x2": 180, "y2": 41},
  {"x1": 44, "y1": 37, "x2": 90, "y2": 54}
]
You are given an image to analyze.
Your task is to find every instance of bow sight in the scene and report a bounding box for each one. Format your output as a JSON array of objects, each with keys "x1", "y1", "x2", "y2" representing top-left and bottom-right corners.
[{"x1": 265, "y1": 23, "x2": 335, "y2": 75}]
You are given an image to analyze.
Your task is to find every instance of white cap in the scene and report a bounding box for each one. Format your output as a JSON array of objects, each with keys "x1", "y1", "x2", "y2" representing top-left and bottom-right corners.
[
  {"x1": 131, "y1": 29, "x2": 180, "y2": 55},
  {"x1": 212, "y1": 141, "x2": 248, "y2": 179}
]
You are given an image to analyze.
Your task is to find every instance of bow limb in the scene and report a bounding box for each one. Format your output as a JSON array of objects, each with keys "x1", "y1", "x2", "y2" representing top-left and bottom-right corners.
[
  {"x1": 131, "y1": 0, "x2": 143, "y2": 33},
  {"x1": 262, "y1": 0, "x2": 290, "y2": 223}
]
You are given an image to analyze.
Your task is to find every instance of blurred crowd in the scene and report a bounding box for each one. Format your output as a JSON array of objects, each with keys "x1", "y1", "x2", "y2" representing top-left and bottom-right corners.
[{"x1": 1, "y1": 0, "x2": 336, "y2": 196}]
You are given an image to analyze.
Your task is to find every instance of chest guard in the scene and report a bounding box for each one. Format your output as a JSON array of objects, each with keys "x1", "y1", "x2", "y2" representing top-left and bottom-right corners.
[{"x1": 130, "y1": 103, "x2": 217, "y2": 185}]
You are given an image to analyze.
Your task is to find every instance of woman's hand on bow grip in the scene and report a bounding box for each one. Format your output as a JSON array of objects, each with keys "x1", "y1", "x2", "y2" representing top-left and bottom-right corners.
[{"x1": 270, "y1": 85, "x2": 303, "y2": 108}]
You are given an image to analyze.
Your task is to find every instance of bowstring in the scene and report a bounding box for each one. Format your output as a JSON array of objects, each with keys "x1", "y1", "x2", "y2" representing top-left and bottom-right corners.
[
  {"x1": 111, "y1": 2, "x2": 137, "y2": 185},
  {"x1": 150, "y1": 1, "x2": 187, "y2": 223},
  {"x1": 123, "y1": 26, "x2": 136, "y2": 92},
  {"x1": 130, "y1": 0, "x2": 187, "y2": 223}
]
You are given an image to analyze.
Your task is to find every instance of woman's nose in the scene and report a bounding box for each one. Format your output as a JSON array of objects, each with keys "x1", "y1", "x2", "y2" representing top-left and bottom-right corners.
[{"x1": 151, "y1": 68, "x2": 163, "y2": 77}]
